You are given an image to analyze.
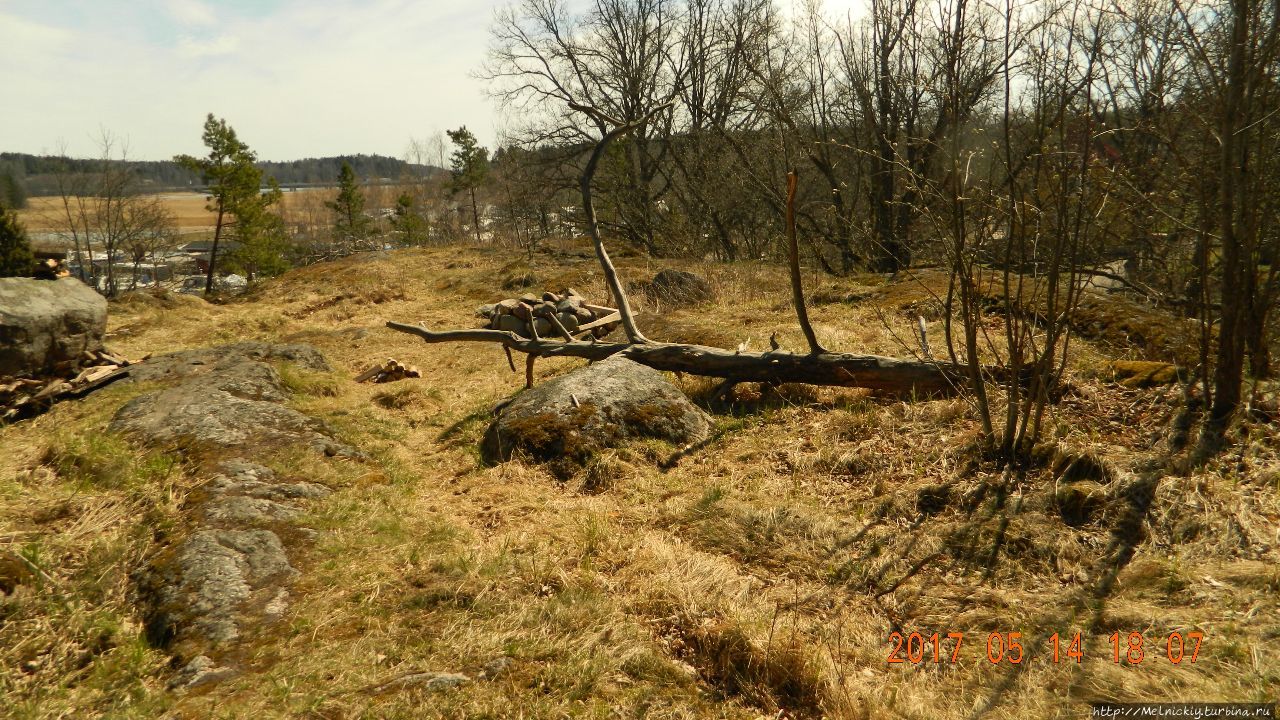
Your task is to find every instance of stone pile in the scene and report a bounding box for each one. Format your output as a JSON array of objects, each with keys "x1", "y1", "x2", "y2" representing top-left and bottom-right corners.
[{"x1": 477, "y1": 288, "x2": 621, "y2": 341}]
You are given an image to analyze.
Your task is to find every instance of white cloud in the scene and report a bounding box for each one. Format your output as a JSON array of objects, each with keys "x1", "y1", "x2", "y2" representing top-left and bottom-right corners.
[
  {"x1": 0, "y1": 0, "x2": 513, "y2": 160},
  {"x1": 176, "y1": 33, "x2": 239, "y2": 57},
  {"x1": 0, "y1": 11, "x2": 73, "y2": 57},
  {"x1": 163, "y1": 0, "x2": 216, "y2": 27}
]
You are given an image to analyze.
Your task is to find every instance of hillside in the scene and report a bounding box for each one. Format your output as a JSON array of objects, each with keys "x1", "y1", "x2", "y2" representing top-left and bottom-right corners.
[{"x1": 1, "y1": 243, "x2": 1277, "y2": 718}]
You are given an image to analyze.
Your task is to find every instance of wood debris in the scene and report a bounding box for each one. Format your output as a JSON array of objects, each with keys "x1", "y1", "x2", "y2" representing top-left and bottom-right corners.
[
  {"x1": 1, "y1": 348, "x2": 134, "y2": 422},
  {"x1": 355, "y1": 358, "x2": 422, "y2": 384}
]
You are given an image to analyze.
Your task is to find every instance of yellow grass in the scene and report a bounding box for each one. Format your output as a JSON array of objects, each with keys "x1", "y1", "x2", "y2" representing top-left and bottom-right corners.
[
  {"x1": 15, "y1": 188, "x2": 342, "y2": 232},
  {"x1": 1, "y1": 242, "x2": 1277, "y2": 718}
]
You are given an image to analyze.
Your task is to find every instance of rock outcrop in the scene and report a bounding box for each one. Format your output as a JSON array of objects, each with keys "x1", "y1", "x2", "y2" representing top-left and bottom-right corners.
[
  {"x1": 112, "y1": 355, "x2": 356, "y2": 457},
  {"x1": 482, "y1": 356, "x2": 712, "y2": 467},
  {"x1": 0, "y1": 277, "x2": 106, "y2": 377},
  {"x1": 111, "y1": 343, "x2": 348, "y2": 687},
  {"x1": 123, "y1": 341, "x2": 329, "y2": 384}
]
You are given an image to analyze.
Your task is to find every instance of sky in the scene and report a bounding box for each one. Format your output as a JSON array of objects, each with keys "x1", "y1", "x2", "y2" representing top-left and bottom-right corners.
[
  {"x1": 0, "y1": 0, "x2": 867, "y2": 163},
  {"x1": 0, "y1": 0, "x2": 509, "y2": 161}
]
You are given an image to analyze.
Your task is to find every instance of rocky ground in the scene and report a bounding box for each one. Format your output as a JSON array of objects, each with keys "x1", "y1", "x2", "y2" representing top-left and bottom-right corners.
[{"x1": 0, "y1": 242, "x2": 1277, "y2": 719}]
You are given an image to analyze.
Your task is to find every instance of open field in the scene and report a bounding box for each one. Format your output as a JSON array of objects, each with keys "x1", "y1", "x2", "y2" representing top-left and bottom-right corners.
[
  {"x1": 1, "y1": 242, "x2": 1277, "y2": 718},
  {"x1": 15, "y1": 188, "x2": 342, "y2": 233}
]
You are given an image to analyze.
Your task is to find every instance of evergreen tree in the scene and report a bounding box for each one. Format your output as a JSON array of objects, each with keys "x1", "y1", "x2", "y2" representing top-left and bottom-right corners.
[
  {"x1": 0, "y1": 170, "x2": 26, "y2": 210},
  {"x1": 0, "y1": 203, "x2": 34, "y2": 277},
  {"x1": 175, "y1": 114, "x2": 282, "y2": 292},
  {"x1": 227, "y1": 179, "x2": 288, "y2": 280},
  {"x1": 447, "y1": 127, "x2": 489, "y2": 243},
  {"x1": 392, "y1": 191, "x2": 428, "y2": 246},
  {"x1": 325, "y1": 162, "x2": 372, "y2": 249}
]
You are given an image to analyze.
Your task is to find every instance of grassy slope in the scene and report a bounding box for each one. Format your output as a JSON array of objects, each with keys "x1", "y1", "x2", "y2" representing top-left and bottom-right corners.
[{"x1": 1, "y1": 242, "x2": 1277, "y2": 719}]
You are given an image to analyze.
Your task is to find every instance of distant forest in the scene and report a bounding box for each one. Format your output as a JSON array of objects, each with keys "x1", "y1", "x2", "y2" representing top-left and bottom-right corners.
[{"x1": 0, "y1": 152, "x2": 439, "y2": 205}]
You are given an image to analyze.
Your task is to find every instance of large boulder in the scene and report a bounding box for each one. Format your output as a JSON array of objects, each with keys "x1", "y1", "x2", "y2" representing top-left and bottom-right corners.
[
  {"x1": 481, "y1": 356, "x2": 713, "y2": 468},
  {"x1": 0, "y1": 277, "x2": 106, "y2": 377}
]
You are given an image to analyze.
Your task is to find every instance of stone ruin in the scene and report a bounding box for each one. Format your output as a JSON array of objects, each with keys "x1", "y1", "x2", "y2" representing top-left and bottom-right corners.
[{"x1": 476, "y1": 288, "x2": 621, "y2": 340}]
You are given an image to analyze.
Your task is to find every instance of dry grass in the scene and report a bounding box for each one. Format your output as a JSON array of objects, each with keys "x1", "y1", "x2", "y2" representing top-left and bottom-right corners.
[
  {"x1": 16, "y1": 188, "x2": 341, "y2": 236},
  {"x1": 1, "y1": 241, "x2": 1277, "y2": 718}
]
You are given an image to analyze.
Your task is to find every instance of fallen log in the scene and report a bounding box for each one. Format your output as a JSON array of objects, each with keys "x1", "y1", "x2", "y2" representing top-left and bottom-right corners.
[{"x1": 386, "y1": 322, "x2": 973, "y2": 396}]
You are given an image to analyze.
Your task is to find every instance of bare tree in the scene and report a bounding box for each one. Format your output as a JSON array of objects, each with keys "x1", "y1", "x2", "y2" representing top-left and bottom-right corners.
[
  {"x1": 1178, "y1": 0, "x2": 1280, "y2": 456},
  {"x1": 47, "y1": 132, "x2": 177, "y2": 295}
]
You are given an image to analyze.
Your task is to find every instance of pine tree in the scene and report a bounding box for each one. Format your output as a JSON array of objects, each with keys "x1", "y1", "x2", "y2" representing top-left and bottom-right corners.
[
  {"x1": 325, "y1": 162, "x2": 372, "y2": 250},
  {"x1": 0, "y1": 170, "x2": 26, "y2": 210},
  {"x1": 227, "y1": 178, "x2": 288, "y2": 280},
  {"x1": 175, "y1": 114, "x2": 282, "y2": 292},
  {"x1": 0, "y1": 203, "x2": 34, "y2": 277},
  {"x1": 447, "y1": 127, "x2": 489, "y2": 243},
  {"x1": 392, "y1": 192, "x2": 428, "y2": 246}
]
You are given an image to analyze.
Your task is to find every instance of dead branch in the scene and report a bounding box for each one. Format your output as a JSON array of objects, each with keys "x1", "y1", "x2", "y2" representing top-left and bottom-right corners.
[
  {"x1": 786, "y1": 170, "x2": 825, "y2": 354},
  {"x1": 575, "y1": 101, "x2": 674, "y2": 345},
  {"x1": 386, "y1": 322, "x2": 972, "y2": 396}
]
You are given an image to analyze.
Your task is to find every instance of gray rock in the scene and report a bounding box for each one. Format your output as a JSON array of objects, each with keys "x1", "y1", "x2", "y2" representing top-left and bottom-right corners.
[
  {"x1": 109, "y1": 358, "x2": 357, "y2": 456},
  {"x1": 216, "y1": 459, "x2": 274, "y2": 482},
  {"x1": 145, "y1": 529, "x2": 298, "y2": 649},
  {"x1": 646, "y1": 269, "x2": 716, "y2": 305},
  {"x1": 169, "y1": 655, "x2": 237, "y2": 689},
  {"x1": 110, "y1": 374, "x2": 331, "y2": 451},
  {"x1": 125, "y1": 342, "x2": 330, "y2": 385},
  {"x1": 494, "y1": 315, "x2": 528, "y2": 336},
  {"x1": 204, "y1": 473, "x2": 331, "y2": 501},
  {"x1": 481, "y1": 355, "x2": 712, "y2": 465},
  {"x1": 384, "y1": 672, "x2": 471, "y2": 692},
  {"x1": 480, "y1": 657, "x2": 513, "y2": 679},
  {"x1": 201, "y1": 360, "x2": 288, "y2": 402},
  {"x1": 0, "y1": 277, "x2": 106, "y2": 377},
  {"x1": 118, "y1": 345, "x2": 345, "y2": 679},
  {"x1": 203, "y1": 496, "x2": 302, "y2": 526},
  {"x1": 556, "y1": 312, "x2": 580, "y2": 334}
]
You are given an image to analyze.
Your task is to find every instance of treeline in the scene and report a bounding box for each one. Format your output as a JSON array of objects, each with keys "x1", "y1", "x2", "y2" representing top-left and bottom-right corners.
[
  {"x1": 471, "y1": 0, "x2": 1278, "y2": 462},
  {"x1": 0, "y1": 152, "x2": 437, "y2": 202}
]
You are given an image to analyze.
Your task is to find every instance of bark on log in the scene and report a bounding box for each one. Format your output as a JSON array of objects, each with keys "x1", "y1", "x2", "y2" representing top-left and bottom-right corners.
[{"x1": 387, "y1": 321, "x2": 972, "y2": 396}]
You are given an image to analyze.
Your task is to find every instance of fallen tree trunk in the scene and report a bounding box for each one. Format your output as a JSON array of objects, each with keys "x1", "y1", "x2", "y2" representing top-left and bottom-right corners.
[{"x1": 387, "y1": 321, "x2": 973, "y2": 396}]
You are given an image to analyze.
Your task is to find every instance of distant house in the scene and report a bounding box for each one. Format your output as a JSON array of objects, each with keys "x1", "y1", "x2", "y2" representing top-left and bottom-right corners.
[
  {"x1": 180, "y1": 239, "x2": 242, "y2": 273},
  {"x1": 180, "y1": 239, "x2": 241, "y2": 255}
]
